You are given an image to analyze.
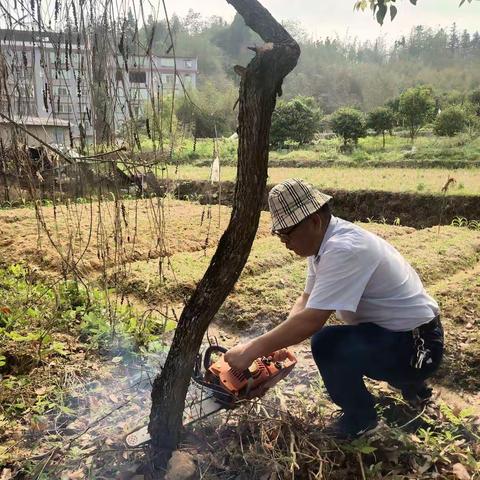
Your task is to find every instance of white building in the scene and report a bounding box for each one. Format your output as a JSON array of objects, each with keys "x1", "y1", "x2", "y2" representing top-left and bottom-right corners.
[{"x1": 0, "y1": 29, "x2": 198, "y2": 146}]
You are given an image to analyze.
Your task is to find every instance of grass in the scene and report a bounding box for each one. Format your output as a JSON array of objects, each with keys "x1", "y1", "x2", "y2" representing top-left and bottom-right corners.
[
  {"x1": 114, "y1": 222, "x2": 480, "y2": 330},
  {"x1": 173, "y1": 165, "x2": 480, "y2": 196},
  {"x1": 1, "y1": 212, "x2": 479, "y2": 478},
  {"x1": 139, "y1": 133, "x2": 480, "y2": 168}
]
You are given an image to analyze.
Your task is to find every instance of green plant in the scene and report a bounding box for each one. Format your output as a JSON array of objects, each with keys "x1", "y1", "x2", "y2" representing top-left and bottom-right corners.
[
  {"x1": 330, "y1": 107, "x2": 367, "y2": 149},
  {"x1": 399, "y1": 85, "x2": 436, "y2": 142},
  {"x1": 434, "y1": 106, "x2": 467, "y2": 137},
  {"x1": 367, "y1": 106, "x2": 395, "y2": 148},
  {"x1": 270, "y1": 97, "x2": 321, "y2": 149}
]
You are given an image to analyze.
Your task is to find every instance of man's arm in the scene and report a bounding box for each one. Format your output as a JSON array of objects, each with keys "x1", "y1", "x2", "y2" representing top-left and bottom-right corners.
[
  {"x1": 289, "y1": 292, "x2": 310, "y2": 317},
  {"x1": 224, "y1": 307, "x2": 332, "y2": 370}
]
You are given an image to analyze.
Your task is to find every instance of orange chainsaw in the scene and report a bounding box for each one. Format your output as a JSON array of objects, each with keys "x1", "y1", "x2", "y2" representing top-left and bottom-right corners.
[{"x1": 125, "y1": 345, "x2": 297, "y2": 447}]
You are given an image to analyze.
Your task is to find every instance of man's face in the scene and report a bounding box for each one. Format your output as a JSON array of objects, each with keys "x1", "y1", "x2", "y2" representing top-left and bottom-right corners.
[{"x1": 273, "y1": 214, "x2": 323, "y2": 257}]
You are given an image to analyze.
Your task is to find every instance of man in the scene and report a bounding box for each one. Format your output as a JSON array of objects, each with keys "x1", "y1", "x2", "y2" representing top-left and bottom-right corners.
[{"x1": 225, "y1": 178, "x2": 444, "y2": 438}]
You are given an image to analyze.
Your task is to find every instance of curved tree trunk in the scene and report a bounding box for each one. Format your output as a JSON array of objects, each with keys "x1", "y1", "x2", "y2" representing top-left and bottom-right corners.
[{"x1": 148, "y1": 0, "x2": 300, "y2": 463}]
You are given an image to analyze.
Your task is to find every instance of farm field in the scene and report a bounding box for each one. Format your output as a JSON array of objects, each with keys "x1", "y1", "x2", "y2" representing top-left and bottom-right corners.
[
  {"x1": 173, "y1": 165, "x2": 480, "y2": 195},
  {"x1": 0, "y1": 199, "x2": 479, "y2": 478}
]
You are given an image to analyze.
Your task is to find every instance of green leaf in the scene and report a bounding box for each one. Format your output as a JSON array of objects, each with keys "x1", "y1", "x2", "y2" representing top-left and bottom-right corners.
[
  {"x1": 376, "y1": 4, "x2": 388, "y2": 25},
  {"x1": 165, "y1": 319, "x2": 177, "y2": 333},
  {"x1": 7, "y1": 331, "x2": 41, "y2": 342},
  {"x1": 50, "y1": 341, "x2": 68, "y2": 356},
  {"x1": 359, "y1": 445, "x2": 377, "y2": 454},
  {"x1": 0, "y1": 354, "x2": 6, "y2": 367},
  {"x1": 390, "y1": 5, "x2": 398, "y2": 21}
]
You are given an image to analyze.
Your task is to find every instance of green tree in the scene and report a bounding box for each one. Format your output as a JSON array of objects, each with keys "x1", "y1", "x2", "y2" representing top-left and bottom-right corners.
[
  {"x1": 469, "y1": 88, "x2": 480, "y2": 116},
  {"x1": 433, "y1": 106, "x2": 467, "y2": 136},
  {"x1": 330, "y1": 107, "x2": 366, "y2": 149},
  {"x1": 176, "y1": 79, "x2": 238, "y2": 141},
  {"x1": 367, "y1": 106, "x2": 395, "y2": 148},
  {"x1": 270, "y1": 97, "x2": 321, "y2": 149},
  {"x1": 398, "y1": 85, "x2": 436, "y2": 142}
]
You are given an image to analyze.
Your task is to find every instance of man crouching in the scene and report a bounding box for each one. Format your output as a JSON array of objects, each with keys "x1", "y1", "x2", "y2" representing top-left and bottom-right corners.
[{"x1": 225, "y1": 178, "x2": 443, "y2": 439}]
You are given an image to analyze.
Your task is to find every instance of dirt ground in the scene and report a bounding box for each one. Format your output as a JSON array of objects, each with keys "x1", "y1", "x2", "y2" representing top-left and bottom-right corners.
[{"x1": 0, "y1": 199, "x2": 479, "y2": 479}]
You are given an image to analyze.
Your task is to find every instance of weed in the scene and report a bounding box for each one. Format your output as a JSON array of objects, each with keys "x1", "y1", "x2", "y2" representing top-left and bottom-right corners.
[{"x1": 451, "y1": 216, "x2": 480, "y2": 230}]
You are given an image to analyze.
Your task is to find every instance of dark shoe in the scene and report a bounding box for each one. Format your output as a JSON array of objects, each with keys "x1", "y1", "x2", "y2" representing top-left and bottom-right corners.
[
  {"x1": 324, "y1": 411, "x2": 379, "y2": 440},
  {"x1": 402, "y1": 384, "x2": 433, "y2": 409}
]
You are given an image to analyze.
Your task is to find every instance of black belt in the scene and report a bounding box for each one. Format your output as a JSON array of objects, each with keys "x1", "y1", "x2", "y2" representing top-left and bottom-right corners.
[{"x1": 416, "y1": 315, "x2": 441, "y2": 334}]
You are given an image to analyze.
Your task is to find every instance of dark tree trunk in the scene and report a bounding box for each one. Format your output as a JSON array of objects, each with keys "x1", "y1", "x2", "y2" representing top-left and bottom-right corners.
[{"x1": 148, "y1": 0, "x2": 300, "y2": 463}]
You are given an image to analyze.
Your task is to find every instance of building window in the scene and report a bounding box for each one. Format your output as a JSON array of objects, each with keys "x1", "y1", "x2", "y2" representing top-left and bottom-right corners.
[
  {"x1": 50, "y1": 69, "x2": 72, "y2": 80},
  {"x1": 56, "y1": 103, "x2": 74, "y2": 114},
  {"x1": 52, "y1": 86, "x2": 69, "y2": 97},
  {"x1": 162, "y1": 74, "x2": 174, "y2": 85},
  {"x1": 161, "y1": 58, "x2": 174, "y2": 67},
  {"x1": 129, "y1": 70, "x2": 147, "y2": 83},
  {"x1": 54, "y1": 128, "x2": 66, "y2": 144}
]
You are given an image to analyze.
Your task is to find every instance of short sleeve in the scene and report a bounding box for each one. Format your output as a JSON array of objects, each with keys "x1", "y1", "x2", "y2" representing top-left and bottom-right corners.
[
  {"x1": 306, "y1": 247, "x2": 380, "y2": 312},
  {"x1": 304, "y1": 256, "x2": 316, "y2": 294}
]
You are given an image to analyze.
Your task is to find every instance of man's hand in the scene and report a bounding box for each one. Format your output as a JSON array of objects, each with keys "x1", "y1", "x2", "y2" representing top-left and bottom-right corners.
[{"x1": 224, "y1": 342, "x2": 257, "y2": 371}]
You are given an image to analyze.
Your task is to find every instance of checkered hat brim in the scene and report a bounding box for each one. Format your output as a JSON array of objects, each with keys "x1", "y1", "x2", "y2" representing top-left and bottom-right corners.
[{"x1": 268, "y1": 178, "x2": 332, "y2": 232}]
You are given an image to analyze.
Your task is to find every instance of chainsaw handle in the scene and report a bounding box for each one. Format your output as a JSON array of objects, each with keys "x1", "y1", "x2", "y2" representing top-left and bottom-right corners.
[{"x1": 203, "y1": 345, "x2": 228, "y2": 371}]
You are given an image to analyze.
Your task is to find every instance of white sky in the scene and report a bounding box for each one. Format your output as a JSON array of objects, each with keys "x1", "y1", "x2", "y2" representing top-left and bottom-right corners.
[{"x1": 161, "y1": 0, "x2": 480, "y2": 42}]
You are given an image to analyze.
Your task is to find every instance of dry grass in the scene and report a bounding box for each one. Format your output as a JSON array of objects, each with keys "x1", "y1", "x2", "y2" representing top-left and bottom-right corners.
[
  {"x1": 0, "y1": 199, "x2": 273, "y2": 278},
  {"x1": 175, "y1": 166, "x2": 480, "y2": 196}
]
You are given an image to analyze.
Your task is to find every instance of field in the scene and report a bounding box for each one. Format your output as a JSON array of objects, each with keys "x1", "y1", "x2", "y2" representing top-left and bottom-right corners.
[
  {"x1": 0, "y1": 198, "x2": 479, "y2": 479},
  {"x1": 173, "y1": 165, "x2": 480, "y2": 196}
]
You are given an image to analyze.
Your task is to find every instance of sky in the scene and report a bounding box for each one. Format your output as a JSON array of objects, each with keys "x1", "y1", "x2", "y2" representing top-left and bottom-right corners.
[{"x1": 160, "y1": 0, "x2": 480, "y2": 42}]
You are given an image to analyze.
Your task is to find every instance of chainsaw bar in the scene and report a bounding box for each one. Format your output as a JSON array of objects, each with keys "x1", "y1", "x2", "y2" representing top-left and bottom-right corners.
[{"x1": 125, "y1": 384, "x2": 226, "y2": 447}]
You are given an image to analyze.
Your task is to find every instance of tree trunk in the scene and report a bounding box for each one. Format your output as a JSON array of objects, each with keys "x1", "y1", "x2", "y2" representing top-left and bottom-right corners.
[{"x1": 148, "y1": 0, "x2": 300, "y2": 465}]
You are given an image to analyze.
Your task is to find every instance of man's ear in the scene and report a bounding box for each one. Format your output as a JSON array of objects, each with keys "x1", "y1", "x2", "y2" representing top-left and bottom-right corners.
[{"x1": 311, "y1": 212, "x2": 323, "y2": 230}]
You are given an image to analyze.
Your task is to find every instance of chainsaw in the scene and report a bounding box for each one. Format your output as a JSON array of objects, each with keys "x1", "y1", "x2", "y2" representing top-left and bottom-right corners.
[{"x1": 125, "y1": 345, "x2": 297, "y2": 447}]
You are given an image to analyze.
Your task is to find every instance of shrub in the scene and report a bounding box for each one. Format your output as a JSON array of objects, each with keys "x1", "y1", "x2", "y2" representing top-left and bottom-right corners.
[
  {"x1": 399, "y1": 86, "x2": 436, "y2": 142},
  {"x1": 330, "y1": 107, "x2": 366, "y2": 149},
  {"x1": 270, "y1": 97, "x2": 321, "y2": 149},
  {"x1": 434, "y1": 106, "x2": 467, "y2": 137},
  {"x1": 367, "y1": 107, "x2": 395, "y2": 148}
]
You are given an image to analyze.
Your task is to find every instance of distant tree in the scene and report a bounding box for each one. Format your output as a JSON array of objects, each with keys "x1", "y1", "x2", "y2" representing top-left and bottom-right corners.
[
  {"x1": 439, "y1": 90, "x2": 467, "y2": 109},
  {"x1": 176, "y1": 79, "x2": 238, "y2": 143},
  {"x1": 270, "y1": 97, "x2": 321, "y2": 149},
  {"x1": 434, "y1": 106, "x2": 467, "y2": 136},
  {"x1": 367, "y1": 106, "x2": 395, "y2": 148},
  {"x1": 469, "y1": 89, "x2": 480, "y2": 116},
  {"x1": 330, "y1": 107, "x2": 366, "y2": 150},
  {"x1": 398, "y1": 86, "x2": 436, "y2": 142}
]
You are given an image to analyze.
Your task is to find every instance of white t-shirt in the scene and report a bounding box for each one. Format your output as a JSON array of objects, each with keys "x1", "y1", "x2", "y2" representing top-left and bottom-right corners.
[{"x1": 305, "y1": 216, "x2": 439, "y2": 332}]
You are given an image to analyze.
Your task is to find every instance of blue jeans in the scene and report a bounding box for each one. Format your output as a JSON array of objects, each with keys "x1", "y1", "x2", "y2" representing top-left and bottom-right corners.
[{"x1": 310, "y1": 317, "x2": 444, "y2": 418}]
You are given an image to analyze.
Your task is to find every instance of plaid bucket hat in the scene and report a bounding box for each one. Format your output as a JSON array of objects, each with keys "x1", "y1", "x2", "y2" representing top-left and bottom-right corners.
[{"x1": 268, "y1": 178, "x2": 332, "y2": 232}]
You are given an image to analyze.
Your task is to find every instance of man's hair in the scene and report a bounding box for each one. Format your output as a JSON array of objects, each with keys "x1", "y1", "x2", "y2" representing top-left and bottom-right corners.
[{"x1": 316, "y1": 202, "x2": 331, "y2": 219}]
